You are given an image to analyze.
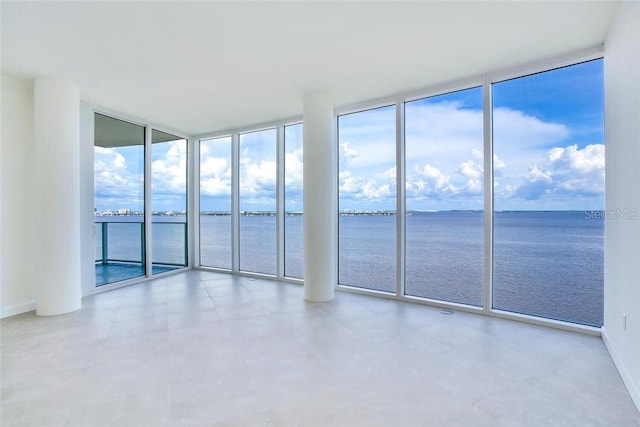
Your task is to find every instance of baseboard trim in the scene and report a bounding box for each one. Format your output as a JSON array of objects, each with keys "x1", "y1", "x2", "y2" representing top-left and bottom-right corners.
[
  {"x1": 0, "y1": 301, "x2": 36, "y2": 319},
  {"x1": 602, "y1": 328, "x2": 640, "y2": 413}
]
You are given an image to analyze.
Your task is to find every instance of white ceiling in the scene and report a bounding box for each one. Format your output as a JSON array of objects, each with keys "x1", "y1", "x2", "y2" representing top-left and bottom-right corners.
[{"x1": 1, "y1": 1, "x2": 619, "y2": 137}]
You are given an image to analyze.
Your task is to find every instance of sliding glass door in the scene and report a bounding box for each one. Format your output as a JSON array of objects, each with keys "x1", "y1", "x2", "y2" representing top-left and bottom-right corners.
[
  {"x1": 94, "y1": 114, "x2": 189, "y2": 286},
  {"x1": 94, "y1": 114, "x2": 146, "y2": 285}
]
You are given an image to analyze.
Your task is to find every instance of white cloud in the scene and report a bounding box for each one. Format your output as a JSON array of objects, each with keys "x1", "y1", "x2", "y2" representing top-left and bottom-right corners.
[
  {"x1": 94, "y1": 147, "x2": 128, "y2": 188},
  {"x1": 240, "y1": 157, "x2": 276, "y2": 195},
  {"x1": 459, "y1": 159, "x2": 482, "y2": 180},
  {"x1": 96, "y1": 99, "x2": 599, "y2": 212},
  {"x1": 284, "y1": 147, "x2": 303, "y2": 187},
  {"x1": 404, "y1": 101, "x2": 485, "y2": 208},
  {"x1": 339, "y1": 141, "x2": 359, "y2": 167},
  {"x1": 339, "y1": 170, "x2": 363, "y2": 195},
  {"x1": 152, "y1": 141, "x2": 187, "y2": 193},
  {"x1": 338, "y1": 111, "x2": 396, "y2": 207},
  {"x1": 339, "y1": 169, "x2": 395, "y2": 204},
  {"x1": 493, "y1": 107, "x2": 570, "y2": 150},
  {"x1": 94, "y1": 146, "x2": 143, "y2": 210},
  {"x1": 405, "y1": 101, "x2": 482, "y2": 164},
  {"x1": 405, "y1": 153, "x2": 485, "y2": 203},
  {"x1": 238, "y1": 146, "x2": 277, "y2": 209},
  {"x1": 527, "y1": 164, "x2": 553, "y2": 183},
  {"x1": 415, "y1": 164, "x2": 451, "y2": 191},
  {"x1": 458, "y1": 159, "x2": 483, "y2": 193},
  {"x1": 509, "y1": 144, "x2": 605, "y2": 201},
  {"x1": 361, "y1": 181, "x2": 392, "y2": 199},
  {"x1": 200, "y1": 155, "x2": 231, "y2": 197}
]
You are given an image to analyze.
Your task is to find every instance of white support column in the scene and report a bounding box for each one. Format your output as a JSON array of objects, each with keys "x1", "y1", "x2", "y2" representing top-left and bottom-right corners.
[
  {"x1": 303, "y1": 92, "x2": 335, "y2": 302},
  {"x1": 34, "y1": 78, "x2": 81, "y2": 316}
]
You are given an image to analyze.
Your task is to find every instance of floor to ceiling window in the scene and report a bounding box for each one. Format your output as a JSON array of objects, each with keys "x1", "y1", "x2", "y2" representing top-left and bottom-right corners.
[
  {"x1": 338, "y1": 105, "x2": 397, "y2": 293},
  {"x1": 284, "y1": 123, "x2": 304, "y2": 279},
  {"x1": 239, "y1": 128, "x2": 277, "y2": 275},
  {"x1": 199, "y1": 136, "x2": 232, "y2": 269},
  {"x1": 405, "y1": 87, "x2": 484, "y2": 306},
  {"x1": 94, "y1": 113, "x2": 146, "y2": 285},
  {"x1": 192, "y1": 53, "x2": 604, "y2": 329},
  {"x1": 492, "y1": 59, "x2": 605, "y2": 326},
  {"x1": 151, "y1": 129, "x2": 188, "y2": 274}
]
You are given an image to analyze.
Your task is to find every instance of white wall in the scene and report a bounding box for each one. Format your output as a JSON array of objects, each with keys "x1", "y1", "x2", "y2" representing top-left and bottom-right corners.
[
  {"x1": 0, "y1": 75, "x2": 36, "y2": 317},
  {"x1": 603, "y1": 0, "x2": 640, "y2": 411}
]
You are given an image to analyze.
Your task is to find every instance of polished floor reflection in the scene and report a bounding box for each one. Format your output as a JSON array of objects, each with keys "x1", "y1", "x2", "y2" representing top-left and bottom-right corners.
[{"x1": 1, "y1": 270, "x2": 638, "y2": 426}]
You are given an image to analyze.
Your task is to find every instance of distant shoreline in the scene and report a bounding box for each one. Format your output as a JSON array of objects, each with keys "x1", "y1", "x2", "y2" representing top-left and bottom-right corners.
[{"x1": 95, "y1": 209, "x2": 606, "y2": 217}]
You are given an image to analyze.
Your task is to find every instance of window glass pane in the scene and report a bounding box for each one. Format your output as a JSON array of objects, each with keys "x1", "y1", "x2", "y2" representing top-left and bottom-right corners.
[
  {"x1": 94, "y1": 113, "x2": 145, "y2": 285},
  {"x1": 405, "y1": 87, "x2": 484, "y2": 306},
  {"x1": 239, "y1": 129, "x2": 277, "y2": 275},
  {"x1": 338, "y1": 106, "x2": 396, "y2": 292},
  {"x1": 151, "y1": 130, "x2": 188, "y2": 274},
  {"x1": 200, "y1": 136, "x2": 232, "y2": 269},
  {"x1": 492, "y1": 59, "x2": 604, "y2": 326},
  {"x1": 284, "y1": 124, "x2": 304, "y2": 279}
]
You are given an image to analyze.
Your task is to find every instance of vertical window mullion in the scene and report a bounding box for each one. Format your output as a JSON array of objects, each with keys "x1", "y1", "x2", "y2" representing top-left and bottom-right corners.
[
  {"x1": 231, "y1": 133, "x2": 240, "y2": 272},
  {"x1": 276, "y1": 125, "x2": 285, "y2": 278},
  {"x1": 396, "y1": 100, "x2": 405, "y2": 298},
  {"x1": 144, "y1": 125, "x2": 152, "y2": 278},
  {"x1": 483, "y1": 77, "x2": 494, "y2": 314},
  {"x1": 191, "y1": 137, "x2": 199, "y2": 268}
]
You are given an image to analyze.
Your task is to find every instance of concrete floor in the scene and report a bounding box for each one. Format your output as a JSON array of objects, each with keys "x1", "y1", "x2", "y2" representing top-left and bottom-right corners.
[{"x1": 1, "y1": 270, "x2": 638, "y2": 426}]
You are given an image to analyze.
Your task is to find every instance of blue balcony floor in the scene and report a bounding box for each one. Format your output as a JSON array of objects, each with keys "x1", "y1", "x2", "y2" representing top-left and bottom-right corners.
[{"x1": 95, "y1": 262, "x2": 180, "y2": 286}]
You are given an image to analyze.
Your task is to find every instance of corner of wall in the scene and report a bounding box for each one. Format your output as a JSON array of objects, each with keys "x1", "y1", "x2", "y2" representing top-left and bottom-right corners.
[
  {"x1": 602, "y1": 328, "x2": 640, "y2": 410},
  {"x1": 1, "y1": 302, "x2": 37, "y2": 319}
]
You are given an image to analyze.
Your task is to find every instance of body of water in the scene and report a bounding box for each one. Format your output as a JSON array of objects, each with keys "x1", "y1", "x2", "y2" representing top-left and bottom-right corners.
[
  {"x1": 95, "y1": 215, "x2": 187, "y2": 266},
  {"x1": 335, "y1": 211, "x2": 603, "y2": 326},
  {"x1": 108, "y1": 211, "x2": 603, "y2": 327}
]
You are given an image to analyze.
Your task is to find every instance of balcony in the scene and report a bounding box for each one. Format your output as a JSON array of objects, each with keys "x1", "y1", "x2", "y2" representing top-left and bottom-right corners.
[{"x1": 95, "y1": 220, "x2": 187, "y2": 286}]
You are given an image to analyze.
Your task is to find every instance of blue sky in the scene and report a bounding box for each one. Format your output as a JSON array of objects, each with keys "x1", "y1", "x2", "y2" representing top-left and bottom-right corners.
[
  {"x1": 284, "y1": 124, "x2": 304, "y2": 212},
  {"x1": 339, "y1": 59, "x2": 604, "y2": 211},
  {"x1": 94, "y1": 137, "x2": 187, "y2": 213},
  {"x1": 238, "y1": 129, "x2": 277, "y2": 212},
  {"x1": 94, "y1": 144, "x2": 144, "y2": 212},
  {"x1": 200, "y1": 136, "x2": 232, "y2": 212},
  {"x1": 492, "y1": 59, "x2": 604, "y2": 210},
  {"x1": 199, "y1": 125, "x2": 304, "y2": 213},
  {"x1": 150, "y1": 140, "x2": 187, "y2": 212},
  {"x1": 98, "y1": 59, "x2": 604, "y2": 213}
]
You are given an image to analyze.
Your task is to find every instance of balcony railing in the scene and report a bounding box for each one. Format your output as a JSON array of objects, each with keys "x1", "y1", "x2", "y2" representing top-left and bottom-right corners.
[{"x1": 95, "y1": 221, "x2": 187, "y2": 267}]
